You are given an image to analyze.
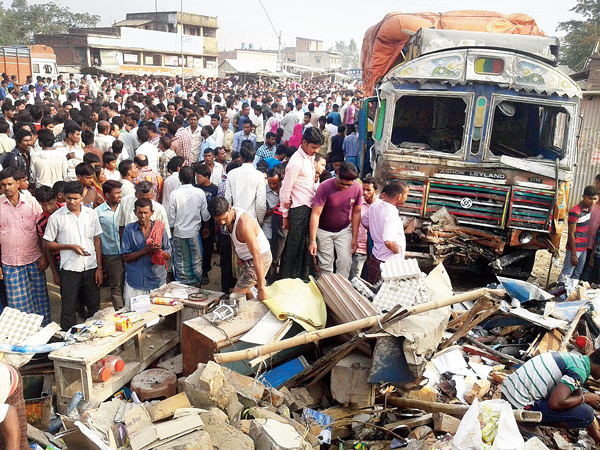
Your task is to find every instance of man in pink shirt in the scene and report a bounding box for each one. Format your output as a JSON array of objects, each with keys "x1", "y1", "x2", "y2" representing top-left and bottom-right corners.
[
  {"x1": 349, "y1": 176, "x2": 378, "y2": 280},
  {"x1": 279, "y1": 127, "x2": 324, "y2": 280},
  {"x1": 0, "y1": 167, "x2": 50, "y2": 324},
  {"x1": 361, "y1": 180, "x2": 409, "y2": 284}
]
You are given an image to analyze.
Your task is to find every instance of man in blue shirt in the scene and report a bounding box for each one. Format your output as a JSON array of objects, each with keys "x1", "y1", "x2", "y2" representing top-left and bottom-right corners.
[
  {"x1": 256, "y1": 132, "x2": 277, "y2": 162},
  {"x1": 95, "y1": 180, "x2": 123, "y2": 309},
  {"x1": 342, "y1": 124, "x2": 360, "y2": 169},
  {"x1": 121, "y1": 198, "x2": 172, "y2": 305},
  {"x1": 232, "y1": 122, "x2": 256, "y2": 152},
  {"x1": 328, "y1": 104, "x2": 342, "y2": 126}
]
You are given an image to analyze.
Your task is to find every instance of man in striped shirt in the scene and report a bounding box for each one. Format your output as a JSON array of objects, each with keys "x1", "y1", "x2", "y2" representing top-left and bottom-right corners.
[
  {"x1": 501, "y1": 351, "x2": 600, "y2": 443},
  {"x1": 558, "y1": 185, "x2": 598, "y2": 285}
]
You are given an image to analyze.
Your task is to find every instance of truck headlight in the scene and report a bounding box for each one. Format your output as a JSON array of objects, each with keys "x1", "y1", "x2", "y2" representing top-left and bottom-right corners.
[{"x1": 519, "y1": 232, "x2": 533, "y2": 244}]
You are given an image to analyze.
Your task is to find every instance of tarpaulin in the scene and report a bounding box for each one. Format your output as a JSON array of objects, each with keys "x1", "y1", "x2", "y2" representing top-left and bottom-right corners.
[
  {"x1": 263, "y1": 278, "x2": 327, "y2": 332},
  {"x1": 361, "y1": 10, "x2": 545, "y2": 95}
]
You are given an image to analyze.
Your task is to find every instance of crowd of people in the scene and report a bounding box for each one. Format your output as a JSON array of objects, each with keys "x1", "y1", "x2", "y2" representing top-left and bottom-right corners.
[{"x1": 0, "y1": 72, "x2": 408, "y2": 333}]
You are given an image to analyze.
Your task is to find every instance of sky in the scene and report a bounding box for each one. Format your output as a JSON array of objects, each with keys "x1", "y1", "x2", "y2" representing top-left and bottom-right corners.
[{"x1": 21, "y1": 0, "x2": 582, "y2": 51}]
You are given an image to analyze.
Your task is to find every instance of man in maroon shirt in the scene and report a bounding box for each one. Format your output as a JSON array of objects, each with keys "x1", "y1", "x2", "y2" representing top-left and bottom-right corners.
[{"x1": 308, "y1": 162, "x2": 362, "y2": 278}]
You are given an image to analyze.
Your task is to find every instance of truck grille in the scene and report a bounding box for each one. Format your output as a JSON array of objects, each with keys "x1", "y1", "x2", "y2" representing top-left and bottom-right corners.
[
  {"x1": 425, "y1": 181, "x2": 510, "y2": 229},
  {"x1": 507, "y1": 188, "x2": 554, "y2": 232},
  {"x1": 398, "y1": 180, "x2": 425, "y2": 216}
]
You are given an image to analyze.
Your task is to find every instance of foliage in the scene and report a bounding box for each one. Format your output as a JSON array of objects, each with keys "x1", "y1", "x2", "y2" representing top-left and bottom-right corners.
[
  {"x1": 0, "y1": 0, "x2": 100, "y2": 46},
  {"x1": 558, "y1": 0, "x2": 600, "y2": 70},
  {"x1": 329, "y1": 39, "x2": 360, "y2": 69}
]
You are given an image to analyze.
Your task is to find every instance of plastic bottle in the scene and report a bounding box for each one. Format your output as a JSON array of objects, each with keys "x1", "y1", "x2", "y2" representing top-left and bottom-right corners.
[
  {"x1": 66, "y1": 392, "x2": 84, "y2": 418},
  {"x1": 104, "y1": 355, "x2": 125, "y2": 373},
  {"x1": 91, "y1": 360, "x2": 112, "y2": 382}
]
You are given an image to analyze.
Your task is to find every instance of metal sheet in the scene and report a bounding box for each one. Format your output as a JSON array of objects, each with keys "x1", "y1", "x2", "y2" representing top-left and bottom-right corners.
[{"x1": 569, "y1": 94, "x2": 600, "y2": 209}]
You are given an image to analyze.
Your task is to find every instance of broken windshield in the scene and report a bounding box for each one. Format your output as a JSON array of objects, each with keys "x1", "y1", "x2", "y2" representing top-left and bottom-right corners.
[
  {"x1": 390, "y1": 95, "x2": 467, "y2": 154},
  {"x1": 488, "y1": 100, "x2": 569, "y2": 160}
]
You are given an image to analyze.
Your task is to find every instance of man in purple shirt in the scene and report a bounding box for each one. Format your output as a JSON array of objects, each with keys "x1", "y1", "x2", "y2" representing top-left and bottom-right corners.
[{"x1": 309, "y1": 162, "x2": 362, "y2": 278}]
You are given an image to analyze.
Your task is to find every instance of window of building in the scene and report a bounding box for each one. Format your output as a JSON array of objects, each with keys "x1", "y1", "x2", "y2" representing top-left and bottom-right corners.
[
  {"x1": 123, "y1": 52, "x2": 140, "y2": 65},
  {"x1": 153, "y1": 54, "x2": 162, "y2": 66},
  {"x1": 144, "y1": 55, "x2": 154, "y2": 66},
  {"x1": 391, "y1": 95, "x2": 467, "y2": 154},
  {"x1": 203, "y1": 27, "x2": 216, "y2": 38},
  {"x1": 315, "y1": 56, "x2": 321, "y2": 64},
  {"x1": 488, "y1": 100, "x2": 569, "y2": 160},
  {"x1": 164, "y1": 55, "x2": 180, "y2": 67}
]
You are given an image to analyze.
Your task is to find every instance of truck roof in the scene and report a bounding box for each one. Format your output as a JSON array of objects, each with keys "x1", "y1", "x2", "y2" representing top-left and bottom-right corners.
[{"x1": 405, "y1": 29, "x2": 559, "y2": 66}]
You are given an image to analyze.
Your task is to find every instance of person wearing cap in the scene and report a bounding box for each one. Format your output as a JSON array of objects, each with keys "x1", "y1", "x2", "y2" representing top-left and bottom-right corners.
[{"x1": 0, "y1": 360, "x2": 27, "y2": 450}]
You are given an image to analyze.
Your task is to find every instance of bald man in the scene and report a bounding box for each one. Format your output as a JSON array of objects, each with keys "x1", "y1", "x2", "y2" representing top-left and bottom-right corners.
[{"x1": 94, "y1": 120, "x2": 115, "y2": 153}]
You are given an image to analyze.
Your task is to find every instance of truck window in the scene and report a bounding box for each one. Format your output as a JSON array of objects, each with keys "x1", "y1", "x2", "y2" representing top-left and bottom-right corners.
[
  {"x1": 489, "y1": 101, "x2": 569, "y2": 160},
  {"x1": 391, "y1": 95, "x2": 467, "y2": 153},
  {"x1": 32, "y1": 63, "x2": 39, "y2": 73}
]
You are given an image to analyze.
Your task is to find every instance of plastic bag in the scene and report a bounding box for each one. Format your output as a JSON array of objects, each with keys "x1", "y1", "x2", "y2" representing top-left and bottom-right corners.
[{"x1": 452, "y1": 399, "x2": 524, "y2": 450}]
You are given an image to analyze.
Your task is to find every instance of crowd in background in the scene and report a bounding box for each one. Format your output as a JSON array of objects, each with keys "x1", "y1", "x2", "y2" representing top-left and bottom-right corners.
[{"x1": 0, "y1": 71, "x2": 408, "y2": 334}]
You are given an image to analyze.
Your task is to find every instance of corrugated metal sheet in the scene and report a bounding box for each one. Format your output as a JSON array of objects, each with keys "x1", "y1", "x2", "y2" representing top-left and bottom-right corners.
[{"x1": 570, "y1": 95, "x2": 600, "y2": 209}]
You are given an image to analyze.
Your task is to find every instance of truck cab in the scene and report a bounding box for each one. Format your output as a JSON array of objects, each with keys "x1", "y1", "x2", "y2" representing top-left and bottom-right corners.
[{"x1": 365, "y1": 29, "x2": 581, "y2": 278}]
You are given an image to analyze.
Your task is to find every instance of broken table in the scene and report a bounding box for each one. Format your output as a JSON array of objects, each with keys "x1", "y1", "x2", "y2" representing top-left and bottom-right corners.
[{"x1": 49, "y1": 303, "x2": 182, "y2": 414}]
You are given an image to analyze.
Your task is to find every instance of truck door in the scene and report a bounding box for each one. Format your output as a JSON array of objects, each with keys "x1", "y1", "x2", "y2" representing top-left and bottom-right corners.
[{"x1": 360, "y1": 96, "x2": 382, "y2": 175}]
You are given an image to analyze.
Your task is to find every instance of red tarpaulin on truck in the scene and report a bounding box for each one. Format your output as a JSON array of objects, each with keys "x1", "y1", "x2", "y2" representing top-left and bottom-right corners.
[{"x1": 361, "y1": 10, "x2": 545, "y2": 95}]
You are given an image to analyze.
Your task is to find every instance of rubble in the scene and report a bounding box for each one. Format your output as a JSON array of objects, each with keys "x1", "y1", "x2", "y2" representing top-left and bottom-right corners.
[{"x1": 17, "y1": 261, "x2": 600, "y2": 450}]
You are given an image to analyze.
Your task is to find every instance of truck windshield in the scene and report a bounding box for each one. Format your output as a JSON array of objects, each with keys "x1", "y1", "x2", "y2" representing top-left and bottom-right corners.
[
  {"x1": 489, "y1": 101, "x2": 569, "y2": 160},
  {"x1": 391, "y1": 95, "x2": 467, "y2": 153}
]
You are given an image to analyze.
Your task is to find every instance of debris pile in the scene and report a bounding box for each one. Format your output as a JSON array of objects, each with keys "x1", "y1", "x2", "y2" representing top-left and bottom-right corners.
[{"x1": 14, "y1": 271, "x2": 600, "y2": 449}]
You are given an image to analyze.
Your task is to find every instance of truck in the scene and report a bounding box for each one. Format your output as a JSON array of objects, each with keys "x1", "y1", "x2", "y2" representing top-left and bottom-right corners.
[
  {"x1": 0, "y1": 45, "x2": 59, "y2": 84},
  {"x1": 361, "y1": 12, "x2": 581, "y2": 278}
]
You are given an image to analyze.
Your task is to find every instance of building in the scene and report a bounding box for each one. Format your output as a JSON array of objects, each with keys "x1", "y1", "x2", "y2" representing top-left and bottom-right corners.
[
  {"x1": 218, "y1": 48, "x2": 278, "y2": 76},
  {"x1": 294, "y1": 37, "x2": 342, "y2": 71},
  {"x1": 35, "y1": 12, "x2": 218, "y2": 77}
]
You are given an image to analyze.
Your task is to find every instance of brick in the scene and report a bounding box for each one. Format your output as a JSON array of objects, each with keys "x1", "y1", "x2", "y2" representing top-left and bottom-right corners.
[
  {"x1": 222, "y1": 367, "x2": 266, "y2": 407},
  {"x1": 249, "y1": 406, "x2": 290, "y2": 424},
  {"x1": 153, "y1": 430, "x2": 212, "y2": 450},
  {"x1": 203, "y1": 422, "x2": 255, "y2": 450},
  {"x1": 433, "y1": 412, "x2": 461, "y2": 434},
  {"x1": 249, "y1": 419, "x2": 312, "y2": 450}
]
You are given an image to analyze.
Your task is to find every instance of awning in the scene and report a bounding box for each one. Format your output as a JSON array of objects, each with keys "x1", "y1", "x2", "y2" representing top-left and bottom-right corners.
[{"x1": 114, "y1": 19, "x2": 153, "y2": 27}]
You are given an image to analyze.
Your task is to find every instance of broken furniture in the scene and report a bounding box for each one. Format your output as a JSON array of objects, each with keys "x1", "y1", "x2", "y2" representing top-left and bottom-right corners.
[
  {"x1": 130, "y1": 368, "x2": 177, "y2": 402},
  {"x1": 49, "y1": 303, "x2": 182, "y2": 413},
  {"x1": 149, "y1": 281, "x2": 223, "y2": 322},
  {"x1": 182, "y1": 299, "x2": 301, "y2": 376}
]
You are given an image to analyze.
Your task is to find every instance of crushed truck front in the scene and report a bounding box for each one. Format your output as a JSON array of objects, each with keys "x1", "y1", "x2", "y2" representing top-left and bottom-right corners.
[{"x1": 365, "y1": 30, "x2": 581, "y2": 277}]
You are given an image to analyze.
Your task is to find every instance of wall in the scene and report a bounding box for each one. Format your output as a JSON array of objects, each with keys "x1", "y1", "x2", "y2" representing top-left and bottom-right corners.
[
  {"x1": 87, "y1": 27, "x2": 206, "y2": 55},
  {"x1": 569, "y1": 94, "x2": 600, "y2": 209}
]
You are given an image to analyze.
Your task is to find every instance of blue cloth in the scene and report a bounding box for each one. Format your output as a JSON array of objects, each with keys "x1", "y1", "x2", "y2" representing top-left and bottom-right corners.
[
  {"x1": 342, "y1": 133, "x2": 359, "y2": 157},
  {"x1": 345, "y1": 156, "x2": 359, "y2": 170},
  {"x1": 2, "y1": 261, "x2": 50, "y2": 325},
  {"x1": 265, "y1": 158, "x2": 282, "y2": 170},
  {"x1": 238, "y1": 114, "x2": 252, "y2": 130},
  {"x1": 328, "y1": 111, "x2": 341, "y2": 126},
  {"x1": 256, "y1": 144, "x2": 276, "y2": 161},
  {"x1": 95, "y1": 203, "x2": 120, "y2": 255},
  {"x1": 232, "y1": 131, "x2": 256, "y2": 152},
  {"x1": 121, "y1": 221, "x2": 171, "y2": 291},
  {"x1": 0, "y1": 86, "x2": 5, "y2": 101},
  {"x1": 532, "y1": 399, "x2": 595, "y2": 428},
  {"x1": 558, "y1": 250, "x2": 587, "y2": 284}
]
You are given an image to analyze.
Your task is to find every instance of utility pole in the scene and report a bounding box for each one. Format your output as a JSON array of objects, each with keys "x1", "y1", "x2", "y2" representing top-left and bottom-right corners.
[
  {"x1": 258, "y1": 0, "x2": 282, "y2": 74},
  {"x1": 180, "y1": 0, "x2": 184, "y2": 82}
]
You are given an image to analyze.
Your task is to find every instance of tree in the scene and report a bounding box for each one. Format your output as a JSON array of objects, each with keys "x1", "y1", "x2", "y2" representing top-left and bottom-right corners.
[
  {"x1": 0, "y1": 0, "x2": 99, "y2": 46},
  {"x1": 558, "y1": 0, "x2": 600, "y2": 70},
  {"x1": 329, "y1": 39, "x2": 360, "y2": 69}
]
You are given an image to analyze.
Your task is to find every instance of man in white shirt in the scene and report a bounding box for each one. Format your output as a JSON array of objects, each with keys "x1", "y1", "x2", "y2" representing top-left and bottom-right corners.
[
  {"x1": 117, "y1": 160, "x2": 137, "y2": 198},
  {"x1": 116, "y1": 181, "x2": 170, "y2": 239},
  {"x1": 161, "y1": 156, "x2": 184, "y2": 208},
  {"x1": 0, "y1": 120, "x2": 15, "y2": 154},
  {"x1": 43, "y1": 181, "x2": 103, "y2": 330},
  {"x1": 135, "y1": 127, "x2": 159, "y2": 172},
  {"x1": 167, "y1": 166, "x2": 210, "y2": 286},
  {"x1": 225, "y1": 143, "x2": 267, "y2": 225},
  {"x1": 31, "y1": 129, "x2": 68, "y2": 188},
  {"x1": 187, "y1": 112, "x2": 202, "y2": 163},
  {"x1": 94, "y1": 120, "x2": 115, "y2": 153}
]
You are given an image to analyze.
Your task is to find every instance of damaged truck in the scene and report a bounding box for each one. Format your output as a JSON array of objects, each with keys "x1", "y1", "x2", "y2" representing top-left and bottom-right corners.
[{"x1": 361, "y1": 12, "x2": 581, "y2": 278}]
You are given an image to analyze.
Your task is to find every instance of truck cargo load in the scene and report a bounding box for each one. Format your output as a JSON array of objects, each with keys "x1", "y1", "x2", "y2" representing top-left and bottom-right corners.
[{"x1": 361, "y1": 10, "x2": 545, "y2": 95}]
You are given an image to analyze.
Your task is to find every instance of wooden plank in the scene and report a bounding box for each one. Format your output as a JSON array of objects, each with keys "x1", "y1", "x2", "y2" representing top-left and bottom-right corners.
[{"x1": 384, "y1": 413, "x2": 433, "y2": 430}]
